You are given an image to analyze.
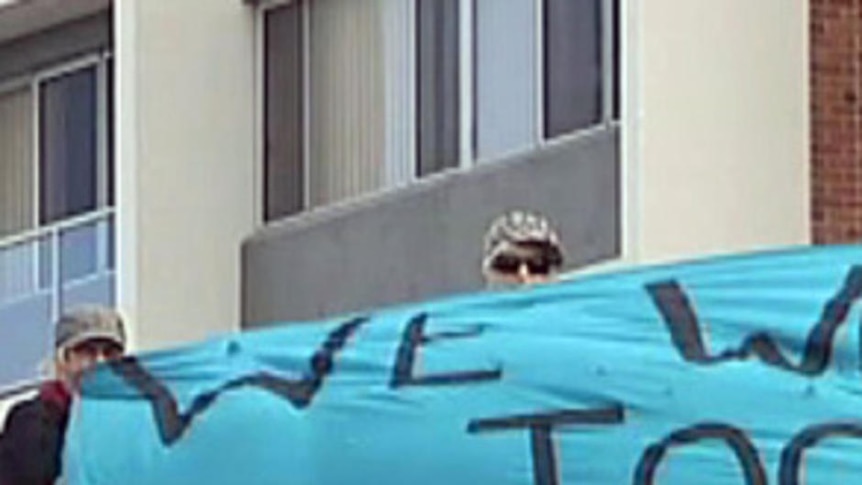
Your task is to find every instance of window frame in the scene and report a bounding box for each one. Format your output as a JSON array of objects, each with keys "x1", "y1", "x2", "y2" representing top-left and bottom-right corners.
[
  {"x1": 32, "y1": 53, "x2": 114, "y2": 226},
  {"x1": 0, "y1": 53, "x2": 114, "y2": 296},
  {"x1": 0, "y1": 53, "x2": 113, "y2": 224},
  {"x1": 257, "y1": 0, "x2": 620, "y2": 223},
  {"x1": 259, "y1": 0, "x2": 420, "y2": 221},
  {"x1": 470, "y1": 0, "x2": 619, "y2": 164},
  {"x1": 258, "y1": 0, "x2": 308, "y2": 221}
]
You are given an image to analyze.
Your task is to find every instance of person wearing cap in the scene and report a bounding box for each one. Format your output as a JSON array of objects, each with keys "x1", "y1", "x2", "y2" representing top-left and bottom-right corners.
[
  {"x1": 482, "y1": 210, "x2": 566, "y2": 288},
  {"x1": 0, "y1": 305, "x2": 126, "y2": 485}
]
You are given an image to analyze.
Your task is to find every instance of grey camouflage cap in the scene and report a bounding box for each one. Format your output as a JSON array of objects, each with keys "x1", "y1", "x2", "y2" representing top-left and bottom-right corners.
[
  {"x1": 55, "y1": 305, "x2": 126, "y2": 351},
  {"x1": 483, "y1": 210, "x2": 565, "y2": 268}
]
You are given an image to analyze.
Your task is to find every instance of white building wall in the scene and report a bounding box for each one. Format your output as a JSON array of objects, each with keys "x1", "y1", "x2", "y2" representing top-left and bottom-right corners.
[
  {"x1": 622, "y1": 0, "x2": 810, "y2": 266},
  {"x1": 116, "y1": 0, "x2": 258, "y2": 350}
]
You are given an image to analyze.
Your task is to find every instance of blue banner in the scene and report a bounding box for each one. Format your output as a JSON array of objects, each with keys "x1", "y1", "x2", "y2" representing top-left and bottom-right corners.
[{"x1": 65, "y1": 246, "x2": 862, "y2": 484}]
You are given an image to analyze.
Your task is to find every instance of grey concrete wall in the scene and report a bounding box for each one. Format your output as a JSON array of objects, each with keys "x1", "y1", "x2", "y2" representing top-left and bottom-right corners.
[
  {"x1": 243, "y1": 126, "x2": 619, "y2": 327},
  {"x1": 0, "y1": 10, "x2": 111, "y2": 82}
]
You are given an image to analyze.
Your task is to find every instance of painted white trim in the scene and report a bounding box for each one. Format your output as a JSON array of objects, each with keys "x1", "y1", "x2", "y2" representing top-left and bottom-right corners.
[
  {"x1": 473, "y1": 120, "x2": 616, "y2": 166},
  {"x1": 95, "y1": 59, "x2": 108, "y2": 208},
  {"x1": 0, "y1": 51, "x2": 108, "y2": 96},
  {"x1": 0, "y1": 262, "x2": 116, "y2": 311},
  {"x1": 0, "y1": 208, "x2": 115, "y2": 253},
  {"x1": 801, "y1": 0, "x2": 812, "y2": 243},
  {"x1": 534, "y1": 0, "x2": 544, "y2": 144},
  {"x1": 559, "y1": 256, "x2": 631, "y2": 280},
  {"x1": 542, "y1": 119, "x2": 620, "y2": 151},
  {"x1": 257, "y1": 0, "x2": 294, "y2": 9},
  {"x1": 0, "y1": 204, "x2": 112, "y2": 323},
  {"x1": 114, "y1": 0, "x2": 138, "y2": 350},
  {"x1": 620, "y1": 0, "x2": 640, "y2": 265},
  {"x1": 301, "y1": 0, "x2": 311, "y2": 210},
  {"x1": 405, "y1": 0, "x2": 418, "y2": 182},
  {"x1": 252, "y1": 6, "x2": 265, "y2": 226},
  {"x1": 33, "y1": 53, "x2": 101, "y2": 85},
  {"x1": 458, "y1": 0, "x2": 474, "y2": 168},
  {"x1": 49, "y1": 214, "x2": 61, "y2": 318}
]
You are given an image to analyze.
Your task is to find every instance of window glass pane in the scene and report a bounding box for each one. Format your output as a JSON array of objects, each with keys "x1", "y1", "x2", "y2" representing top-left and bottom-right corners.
[
  {"x1": 308, "y1": 0, "x2": 385, "y2": 207},
  {"x1": 544, "y1": 0, "x2": 603, "y2": 137},
  {"x1": 264, "y1": 2, "x2": 305, "y2": 222},
  {"x1": 474, "y1": 0, "x2": 537, "y2": 161},
  {"x1": 0, "y1": 238, "x2": 38, "y2": 304},
  {"x1": 62, "y1": 271, "x2": 115, "y2": 313},
  {"x1": 39, "y1": 66, "x2": 98, "y2": 224},
  {"x1": 60, "y1": 222, "x2": 97, "y2": 284},
  {"x1": 60, "y1": 215, "x2": 114, "y2": 310},
  {"x1": 416, "y1": 0, "x2": 460, "y2": 176},
  {"x1": 0, "y1": 87, "x2": 34, "y2": 238},
  {"x1": 0, "y1": 292, "x2": 51, "y2": 388}
]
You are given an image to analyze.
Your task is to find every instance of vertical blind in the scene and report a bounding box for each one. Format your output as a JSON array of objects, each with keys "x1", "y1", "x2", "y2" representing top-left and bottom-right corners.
[
  {"x1": 308, "y1": 0, "x2": 385, "y2": 207},
  {"x1": 0, "y1": 87, "x2": 34, "y2": 239},
  {"x1": 262, "y1": 0, "x2": 619, "y2": 219},
  {"x1": 381, "y1": 0, "x2": 415, "y2": 187},
  {"x1": 0, "y1": 87, "x2": 35, "y2": 302}
]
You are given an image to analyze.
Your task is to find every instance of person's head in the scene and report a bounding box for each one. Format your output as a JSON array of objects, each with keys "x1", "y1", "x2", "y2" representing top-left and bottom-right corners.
[
  {"x1": 482, "y1": 210, "x2": 565, "y2": 287},
  {"x1": 53, "y1": 306, "x2": 126, "y2": 393}
]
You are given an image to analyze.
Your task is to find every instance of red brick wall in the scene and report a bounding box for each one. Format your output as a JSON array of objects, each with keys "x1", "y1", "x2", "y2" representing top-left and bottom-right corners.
[{"x1": 811, "y1": 0, "x2": 862, "y2": 243}]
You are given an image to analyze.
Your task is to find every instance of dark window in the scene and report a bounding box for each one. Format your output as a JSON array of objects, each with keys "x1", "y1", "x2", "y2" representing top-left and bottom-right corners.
[
  {"x1": 543, "y1": 0, "x2": 603, "y2": 138},
  {"x1": 264, "y1": 1, "x2": 305, "y2": 222},
  {"x1": 39, "y1": 67, "x2": 98, "y2": 224},
  {"x1": 416, "y1": 0, "x2": 460, "y2": 176},
  {"x1": 612, "y1": 0, "x2": 621, "y2": 120}
]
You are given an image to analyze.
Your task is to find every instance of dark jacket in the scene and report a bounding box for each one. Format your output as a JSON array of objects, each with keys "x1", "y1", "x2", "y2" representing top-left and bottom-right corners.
[{"x1": 0, "y1": 381, "x2": 72, "y2": 485}]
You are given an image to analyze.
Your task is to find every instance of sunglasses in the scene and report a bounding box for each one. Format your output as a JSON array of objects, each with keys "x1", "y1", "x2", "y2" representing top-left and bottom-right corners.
[
  {"x1": 66, "y1": 339, "x2": 124, "y2": 361},
  {"x1": 490, "y1": 253, "x2": 560, "y2": 276}
]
